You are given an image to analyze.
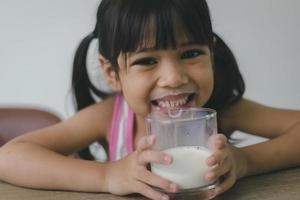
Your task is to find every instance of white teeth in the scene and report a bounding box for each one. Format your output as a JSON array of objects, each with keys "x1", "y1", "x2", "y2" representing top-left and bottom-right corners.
[{"x1": 156, "y1": 96, "x2": 189, "y2": 108}]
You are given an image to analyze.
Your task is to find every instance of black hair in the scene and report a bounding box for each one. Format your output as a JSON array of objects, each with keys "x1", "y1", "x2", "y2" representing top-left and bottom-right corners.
[
  {"x1": 71, "y1": 0, "x2": 244, "y2": 159},
  {"x1": 97, "y1": 0, "x2": 214, "y2": 66},
  {"x1": 205, "y1": 33, "x2": 245, "y2": 112}
]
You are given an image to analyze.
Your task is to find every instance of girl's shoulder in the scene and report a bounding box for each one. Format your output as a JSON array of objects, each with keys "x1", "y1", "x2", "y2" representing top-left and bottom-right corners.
[
  {"x1": 74, "y1": 96, "x2": 116, "y2": 138},
  {"x1": 53, "y1": 96, "x2": 117, "y2": 145}
]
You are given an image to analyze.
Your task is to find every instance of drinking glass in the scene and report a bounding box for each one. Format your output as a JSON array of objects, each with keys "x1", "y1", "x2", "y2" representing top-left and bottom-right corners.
[{"x1": 146, "y1": 108, "x2": 219, "y2": 199}]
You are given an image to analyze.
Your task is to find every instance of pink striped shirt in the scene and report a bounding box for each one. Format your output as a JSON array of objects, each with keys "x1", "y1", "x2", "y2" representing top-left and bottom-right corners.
[{"x1": 109, "y1": 95, "x2": 135, "y2": 161}]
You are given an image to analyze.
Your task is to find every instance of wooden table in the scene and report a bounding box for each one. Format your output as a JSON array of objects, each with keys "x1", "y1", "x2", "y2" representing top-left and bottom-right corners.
[{"x1": 1, "y1": 168, "x2": 299, "y2": 200}]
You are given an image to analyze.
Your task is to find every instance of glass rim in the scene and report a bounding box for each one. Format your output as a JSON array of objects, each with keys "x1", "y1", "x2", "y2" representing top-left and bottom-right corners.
[{"x1": 146, "y1": 107, "x2": 217, "y2": 123}]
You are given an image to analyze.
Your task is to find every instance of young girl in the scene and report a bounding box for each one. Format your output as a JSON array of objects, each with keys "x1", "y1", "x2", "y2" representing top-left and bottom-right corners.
[{"x1": 0, "y1": 0, "x2": 300, "y2": 200}]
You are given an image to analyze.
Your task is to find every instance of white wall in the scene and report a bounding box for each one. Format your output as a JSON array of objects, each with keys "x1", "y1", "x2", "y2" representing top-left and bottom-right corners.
[
  {"x1": 0, "y1": 0, "x2": 100, "y2": 119},
  {"x1": 0, "y1": 0, "x2": 299, "y2": 122},
  {"x1": 209, "y1": 0, "x2": 300, "y2": 109}
]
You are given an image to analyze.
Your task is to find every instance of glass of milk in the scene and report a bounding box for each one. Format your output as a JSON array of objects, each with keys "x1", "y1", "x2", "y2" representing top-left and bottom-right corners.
[{"x1": 146, "y1": 108, "x2": 218, "y2": 198}]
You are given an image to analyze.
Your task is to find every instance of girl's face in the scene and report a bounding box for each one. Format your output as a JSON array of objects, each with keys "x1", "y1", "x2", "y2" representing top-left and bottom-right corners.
[{"x1": 114, "y1": 37, "x2": 214, "y2": 118}]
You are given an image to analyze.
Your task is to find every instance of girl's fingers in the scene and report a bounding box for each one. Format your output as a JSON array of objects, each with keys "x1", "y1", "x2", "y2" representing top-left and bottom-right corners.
[
  {"x1": 214, "y1": 134, "x2": 227, "y2": 149},
  {"x1": 208, "y1": 134, "x2": 227, "y2": 150},
  {"x1": 138, "y1": 169, "x2": 179, "y2": 193},
  {"x1": 214, "y1": 171, "x2": 236, "y2": 196},
  {"x1": 205, "y1": 158, "x2": 231, "y2": 181},
  {"x1": 206, "y1": 148, "x2": 228, "y2": 167},
  {"x1": 134, "y1": 181, "x2": 170, "y2": 200},
  {"x1": 137, "y1": 135, "x2": 156, "y2": 151},
  {"x1": 138, "y1": 150, "x2": 172, "y2": 166}
]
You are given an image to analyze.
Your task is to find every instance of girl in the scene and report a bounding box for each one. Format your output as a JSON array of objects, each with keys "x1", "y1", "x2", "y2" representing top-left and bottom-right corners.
[{"x1": 0, "y1": 0, "x2": 300, "y2": 200}]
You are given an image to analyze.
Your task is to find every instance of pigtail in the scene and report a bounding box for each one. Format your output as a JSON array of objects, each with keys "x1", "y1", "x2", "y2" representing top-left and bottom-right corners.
[
  {"x1": 205, "y1": 33, "x2": 245, "y2": 112},
  {"x1": 205, "y1": 33, "x2": 245, "y2": 137},
  {"x1": 72, "y1": 32, "x2": 109, "y2": 160},
  {"x1": 72, "y1": 32, "x2": 110, "y2": 111}
]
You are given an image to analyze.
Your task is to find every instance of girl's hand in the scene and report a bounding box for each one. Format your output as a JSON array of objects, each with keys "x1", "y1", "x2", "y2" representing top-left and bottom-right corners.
[
  {"x1": 103, "y1": 135, "x2": 179, "y2": 200},
  {"x1": 205, "y1": 134, "x2": 247, "y2": 196}
]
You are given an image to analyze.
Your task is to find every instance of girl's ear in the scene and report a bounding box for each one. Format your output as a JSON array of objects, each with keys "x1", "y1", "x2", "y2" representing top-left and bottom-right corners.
[{"x1": 99, "y1": 54, "x2": 122, "y2": 92}]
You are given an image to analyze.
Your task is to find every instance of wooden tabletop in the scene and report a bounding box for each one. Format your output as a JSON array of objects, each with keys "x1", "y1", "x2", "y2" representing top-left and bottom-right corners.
[{"x1": 1, "y1": 167, "x2": 299, "y2": 200}]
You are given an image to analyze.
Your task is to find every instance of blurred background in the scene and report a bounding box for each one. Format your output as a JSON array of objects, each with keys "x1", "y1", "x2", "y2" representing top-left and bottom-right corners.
[{"x1": 0, "y1": 0, "x2": 299, "y2": 145}]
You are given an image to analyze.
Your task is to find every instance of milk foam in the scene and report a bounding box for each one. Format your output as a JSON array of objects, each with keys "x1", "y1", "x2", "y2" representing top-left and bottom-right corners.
[{"x1": 151, "y1": 146, "x2": 214, "y2": 189}]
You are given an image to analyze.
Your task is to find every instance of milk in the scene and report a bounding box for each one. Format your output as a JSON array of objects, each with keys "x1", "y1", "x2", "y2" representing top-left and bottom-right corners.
[{"x1": 151, "y1": 146, "x2": 214, "y2": 189}]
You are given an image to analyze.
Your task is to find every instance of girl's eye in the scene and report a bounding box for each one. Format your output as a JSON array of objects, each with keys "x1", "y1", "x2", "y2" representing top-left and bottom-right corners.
[
  {"x1": 132, "y1": 57, "x2": 157, "y2": 66},
  {"x1": 181, "y1": 49, "x2": 205, "y2": 59}
]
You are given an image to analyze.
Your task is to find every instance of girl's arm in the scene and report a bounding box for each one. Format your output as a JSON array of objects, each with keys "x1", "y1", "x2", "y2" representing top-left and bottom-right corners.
[
  {"x1": 204, "y1": 99, "x2": 300, "y2": 195},
  {"x1": 241, "y1": 123, "x2": 300, "y2": 176},
  {"x1": 0, "y1": 98, "x2": 114, "y2": 192},
  {"x1": 221, "y1": 98, "x2": 300, "y2": 176},
  {"x1": 0, "y1": 142, "x2": 107, "y2": 192},
  {"x1": 0, "y1": 98, "x2": 176, "y2": 200}
]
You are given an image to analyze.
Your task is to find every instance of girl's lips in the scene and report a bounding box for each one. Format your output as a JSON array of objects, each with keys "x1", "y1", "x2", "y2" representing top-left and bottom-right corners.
[
  {"x1": 149, "y1": 85, "x2": 198, "y2": 100},
  {"x1": 154, "y1": 93, "x2": 190, "y2": 101}
]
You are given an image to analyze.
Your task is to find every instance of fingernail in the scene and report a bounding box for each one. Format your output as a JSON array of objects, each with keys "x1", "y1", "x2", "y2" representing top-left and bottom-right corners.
[
  {"x1": 147, "y1": 135, "x2": 154, "y2": 144},
  {"x1": 164, "y1": 155, "x2": 172, "y2": 164},
  {"x1": 216, "y1": 139, "x2": 223, "y2": 147},
  {"x1": 215, "y1": 187, "x2": 222, "y2": 194},
  {"x1": 207, "y1": 156, "x2": 215, "y2": 166},
  {"x1": 169, "y1": 183, "x2": 179, "y2": 193},
  {"x1": 209, "y1": 190, "x2": 217, "y2": 199},
  {"x1": 161, "y1": 194, "x2": 169, "y2": 200},
  {"x1": 205, "y1": 172, "x2": 215, "y2": 180}
]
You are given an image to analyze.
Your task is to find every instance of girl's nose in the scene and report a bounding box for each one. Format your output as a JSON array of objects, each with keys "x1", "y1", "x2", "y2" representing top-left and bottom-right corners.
[{"x1": 157, "y1": 62, "x2": 189, "y2": 88}]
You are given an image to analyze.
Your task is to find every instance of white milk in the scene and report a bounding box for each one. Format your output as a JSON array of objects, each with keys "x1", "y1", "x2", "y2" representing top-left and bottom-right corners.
[{"x1": 151, "y1": 146, "x2": 214, "y2": 189}]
